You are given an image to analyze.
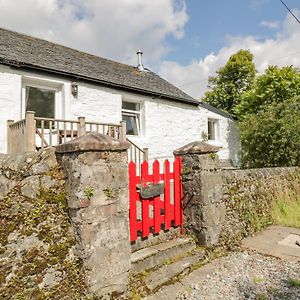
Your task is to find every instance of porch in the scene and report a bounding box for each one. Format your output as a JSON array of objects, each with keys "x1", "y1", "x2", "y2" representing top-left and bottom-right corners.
[{"x1": 7, "y1": 111, "x2": 148, "y2": 165}]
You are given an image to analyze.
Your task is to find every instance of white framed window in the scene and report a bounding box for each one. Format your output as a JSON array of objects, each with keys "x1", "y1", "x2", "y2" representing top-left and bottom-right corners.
[
  {"x1": 21, "y1": 78, "x2": 63, "y2": 120},
  {"x1": 207, "y1": 118, "x2": 219, "y2": 141},
  {"x1": 122, "y1": 101, "x2": 141, "y2": 136}
]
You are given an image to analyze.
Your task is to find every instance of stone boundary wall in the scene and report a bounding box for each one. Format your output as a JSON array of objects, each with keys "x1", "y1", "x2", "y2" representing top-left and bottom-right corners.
[
  {"x1": 219, "y1": 166, "x2": 300, "y2": 249},
  {"x1": 0, "y1": 148, "x2": 91, "y2": 298},
  {"x1": 0, "y1": 132, "x2": 131, "y2": 299}
]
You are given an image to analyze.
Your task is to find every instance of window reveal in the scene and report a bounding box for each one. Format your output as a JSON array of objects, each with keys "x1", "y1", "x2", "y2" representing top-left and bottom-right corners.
[
  {"x1": 208, "y1": 119, "x2": 218, "y2": 141},
  {"x1": 122, "y1": 101, "x2": 141, "y2": 135}
]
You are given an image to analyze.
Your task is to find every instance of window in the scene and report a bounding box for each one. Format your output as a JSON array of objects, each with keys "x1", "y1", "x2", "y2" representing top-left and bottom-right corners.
[
  {"x1": 22, "y1": 78, "x2": 63, "y2": 123},
  {"x1": 207, "y1": 119, "x2": 218, "y2": 141},
  {"x1": 25, "y1": 86, "x2": 55, "y2": 119},
  {"x1": 122, "y1": 101, "x2": 141, "y2": 135}
]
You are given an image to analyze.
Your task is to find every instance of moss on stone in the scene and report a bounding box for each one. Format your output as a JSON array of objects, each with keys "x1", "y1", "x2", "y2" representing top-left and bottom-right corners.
[
  {"x1": 219, "y1": 168, "x2": 300, "y2": 249},
  {"x1": 0, "y1": 160, "x2": 93, "y2": 299}
]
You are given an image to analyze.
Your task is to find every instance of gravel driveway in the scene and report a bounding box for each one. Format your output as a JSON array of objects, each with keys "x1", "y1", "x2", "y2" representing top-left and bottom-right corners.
[{"x1": 178, "y1": 251, "x2": 300, "y2": 300}]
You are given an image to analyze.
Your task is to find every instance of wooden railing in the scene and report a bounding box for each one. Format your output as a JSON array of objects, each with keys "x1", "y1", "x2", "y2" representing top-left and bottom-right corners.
[
  {"x1": 127, "y1": 138, "x2": 148, "y2": 174},
  {"x1": 7, "y1": 111, "x2": 149, "y2": 166},
  {"x1": 7, "y1": 111, "x2": 126, "y2": 155}
]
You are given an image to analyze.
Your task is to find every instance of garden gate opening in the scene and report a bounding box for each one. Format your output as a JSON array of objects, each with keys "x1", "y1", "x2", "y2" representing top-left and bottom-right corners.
[{"x1": 129, "y1": 157, "x2": 183, "y2": 242}]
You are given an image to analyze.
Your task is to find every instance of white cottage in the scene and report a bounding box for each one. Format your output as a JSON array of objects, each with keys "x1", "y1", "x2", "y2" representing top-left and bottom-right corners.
[{"x1": 0, "y1": 28, "x2": 240, "y2": 166}]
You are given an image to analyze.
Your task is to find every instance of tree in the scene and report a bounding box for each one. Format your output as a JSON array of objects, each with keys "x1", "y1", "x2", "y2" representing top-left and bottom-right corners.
[
  {"x1": 239, "y1": 97, "x2": 300, "y2": 168},
  {"x1": 202, "y1": 49, "x2": 256, "y2": 116},
  {"x1": 235, "y1": 65, "x2": 300, "y2": 119},
  {"x1": 238, "y1": 66, "x2": 300, "y2": 168}
]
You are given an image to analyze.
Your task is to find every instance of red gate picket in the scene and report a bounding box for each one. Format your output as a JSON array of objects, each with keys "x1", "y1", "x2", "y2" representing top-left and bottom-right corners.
[{"x1": 129, "y1": 157, "x2": 183, "y2": 242}]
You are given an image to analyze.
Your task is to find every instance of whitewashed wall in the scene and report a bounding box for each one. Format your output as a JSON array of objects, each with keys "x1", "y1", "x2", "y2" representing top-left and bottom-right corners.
[
  {"x1": 70, "y1": 82, "x2": 121, "y2": 123},
  {"x1": 0, "y1": 66, "x2": 22, "y2": 154},
  {"x1": 128, "y1": 97, "x2": 240, "y2": 166},
  {"x1": 0, "y1": 65, "x2": 240, "y2": 165}
]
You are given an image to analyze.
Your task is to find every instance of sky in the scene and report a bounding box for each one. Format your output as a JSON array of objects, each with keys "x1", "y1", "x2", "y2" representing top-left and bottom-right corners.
[{"x1": 0, "y1": 0, "x2": 300, "y2": 99}]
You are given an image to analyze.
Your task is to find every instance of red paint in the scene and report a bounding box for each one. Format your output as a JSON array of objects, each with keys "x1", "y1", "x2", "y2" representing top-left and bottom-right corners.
[{"x1": 129, "y1": 157, "x2": 183, "y2": 242}]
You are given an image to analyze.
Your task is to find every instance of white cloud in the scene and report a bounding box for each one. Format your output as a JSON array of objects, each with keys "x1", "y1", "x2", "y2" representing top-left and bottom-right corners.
[
  {"x1": 0, "y1": 0, "x2": 188, "y2": 66},
  {"x1": 159, "y1": 10, "x2": 300, "y2": 99},
  {"x1": 1, "y1": 1, "x2": 300, "y2": 102},
  {"x1": 260, "y1": 20, "x2": 280, "y2": 29}
]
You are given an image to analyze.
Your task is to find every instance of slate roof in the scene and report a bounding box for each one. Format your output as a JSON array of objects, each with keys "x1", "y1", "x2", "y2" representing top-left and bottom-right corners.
[{"x1": 0, "y1": 27, "x2": 198, "y2": 104}]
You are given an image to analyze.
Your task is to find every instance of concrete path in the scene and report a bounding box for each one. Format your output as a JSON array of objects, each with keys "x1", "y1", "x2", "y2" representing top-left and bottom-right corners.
[{"x1": 241, "y1": 225, "x2": 300, "y2": 262}]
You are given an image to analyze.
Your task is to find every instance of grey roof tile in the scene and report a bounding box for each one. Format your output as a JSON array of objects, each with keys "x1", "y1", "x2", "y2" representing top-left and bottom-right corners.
[{"x1": 0, "y1": 27, "x2": 198, "y2": 104}]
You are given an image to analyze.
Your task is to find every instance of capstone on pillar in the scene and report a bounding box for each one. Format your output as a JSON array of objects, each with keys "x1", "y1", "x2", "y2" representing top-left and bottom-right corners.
[{"x1": 174, "y1": 141, "x2": 225, "y2": 247}]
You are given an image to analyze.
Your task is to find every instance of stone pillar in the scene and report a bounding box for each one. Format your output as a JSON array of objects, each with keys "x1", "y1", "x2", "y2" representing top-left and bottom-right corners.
[
  {"x1": 174, "y1": 141, "x2": 225, "y2": 247},
  {"x1": 56, "y1": 133, "x2": 131, "y2": 298}
]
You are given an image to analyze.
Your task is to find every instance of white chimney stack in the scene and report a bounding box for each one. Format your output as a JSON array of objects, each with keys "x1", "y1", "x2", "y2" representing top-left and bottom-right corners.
[{"x1": 137, "y1": 50, "x2": 145, "y2": 71}]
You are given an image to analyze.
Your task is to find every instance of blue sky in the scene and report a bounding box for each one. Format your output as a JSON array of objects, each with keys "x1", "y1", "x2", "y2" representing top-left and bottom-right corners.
[
  {"x1": 0, "y1": 0, "x2": 300, "y2": 98},
  {"x1": 167, "y1": 0, "x2": 300, "y2": 65}
]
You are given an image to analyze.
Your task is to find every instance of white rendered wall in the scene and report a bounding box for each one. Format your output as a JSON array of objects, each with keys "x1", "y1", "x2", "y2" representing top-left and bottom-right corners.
[
  {"x1": 0, "y1": 65, "x2": 240, "y2": 165},
  {"x1": 127, "y1": 97, "x2": 240, "y2": 166},
  {"x1": 0, "y1": 66, "x2": 22, "y2": 153},
  {"x1": 70, "y1": 82, "x2": 121, "y2": 123},
  {"x1": 0, "y1": 67, "x2": 121, "y2": 154}
]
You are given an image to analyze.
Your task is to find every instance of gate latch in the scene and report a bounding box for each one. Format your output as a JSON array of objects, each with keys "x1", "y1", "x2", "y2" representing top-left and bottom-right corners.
[{"x1": 136, "y1": 183, "x2": 164, "y2": 199}]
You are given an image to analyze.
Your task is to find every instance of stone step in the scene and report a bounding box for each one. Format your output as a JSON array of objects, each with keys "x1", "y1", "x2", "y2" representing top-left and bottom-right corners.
[
  {"x1": 131, "y1": 237, "x2": 196, "y2": 274},
  {"x1": 143, "y1": 256, "x2": 223, "y2": 300},
  {"x1": 144, "y1": 250, "x2": 205, "y2": 292},
  {"x1": 219, "y1": 159, "x2": 236, "y2": 169}
]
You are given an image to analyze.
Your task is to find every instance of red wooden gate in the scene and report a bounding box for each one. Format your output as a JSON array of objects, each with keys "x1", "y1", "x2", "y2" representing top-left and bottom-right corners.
[{"x1": 129, "y1": 157, "x2": 183, "y2": 242}]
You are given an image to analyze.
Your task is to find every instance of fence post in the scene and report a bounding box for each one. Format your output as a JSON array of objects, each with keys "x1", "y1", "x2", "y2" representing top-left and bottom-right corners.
[
  {"x1": 78, "y1": 117, "x2": 86, "y2": 137},
  {"x1": 25, "y1": 111, "x2": 36, "y2": 152},
  {"x1": 120, "y1": 120, "x2": 126, "y2": 141},
  {"x1": 143, "y1": 147, "x2": 149, "y2": 161},
  {"x1": 7, "y1": 120, "x2": 14, "y2": 155}
]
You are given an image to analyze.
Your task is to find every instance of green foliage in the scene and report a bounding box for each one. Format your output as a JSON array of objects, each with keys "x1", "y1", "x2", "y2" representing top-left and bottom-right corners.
[
  {"x1": 103, "y1": 187, "x2": 114, "y2": 198},
  {"x1": 287, "y1": 278, "x2": 300, "y2": 287},
  {"x1": 236, "y1": 66, "x2": 300, "y2": 118},
  {"x1": 239, "y1": 96, "x2": 300, "y2": 168},
  {"x1": 0, "y1": 167, "x2": 92, "y2": 299},
  {"x1": 220, "y1": 169, "x2": 300, "y2": 249},
  {"x1": 181, "y1": 167, "x2": 193, "y2": 181},
  {"x1": 236, "y1": 66, "x2": 300, "y2": 167},
  {"x1": 203, "y1": 49, "x2": 256, "y2": 116},
  {"x1": 255, "y1": 293, "x2": 268, "y2": 300},
  {"x1": 209, "y1": 153, "x2": 217, "y2": 160},
  {"x1": 271, "y1": 190, "x2": 300, "y2": 228},
  {"x1": 84, "y1": 186, "x2": 95, "y2": 200},
  {"x1": 203, "y1": 52, "x2": 300, "y2": 167}
]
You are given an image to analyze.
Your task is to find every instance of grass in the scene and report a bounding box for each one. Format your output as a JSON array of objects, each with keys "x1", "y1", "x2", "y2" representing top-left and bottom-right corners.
[
  {"x1": 287, "y1": 278, "x2": 300, "y2": 288},
  {"x1": 271, "y1": 194, "x2": 300, "y2": 228},
  {"x1": 253, "y1": 277, "x2": 264, "y2": 284},
  {"x1": 255, "y1": 293, "x2": 268, "y2": 300}
]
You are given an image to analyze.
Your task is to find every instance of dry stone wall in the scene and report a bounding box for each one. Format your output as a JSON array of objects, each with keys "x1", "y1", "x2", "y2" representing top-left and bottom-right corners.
[
  {"x1": 219, "y1": 167, "x2": 300, "y2": 249},
  {"x1": 0, "y1": 133, "x2": 131, "y2": 299},
  {"x1": 0, "y1": 148, "x2": 90, "y2": 299},
  {"x1": 175, "y1": 140, "x2": 300, "y2": 250}
]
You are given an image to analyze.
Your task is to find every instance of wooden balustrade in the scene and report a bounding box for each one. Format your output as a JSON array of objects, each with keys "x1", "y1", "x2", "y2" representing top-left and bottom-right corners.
[
  {"x1": 127, "y1": 138, "x2": 149, "y2": 174},
  {"x1": 7, "y1": 111, "x2": 36, "y2": 155},
  {"x1": 7, "y1": 112, "x2": 149, "y2": 166},
  {"x1": 7, "y1": 112, "x2": 126, "y2": 155}
]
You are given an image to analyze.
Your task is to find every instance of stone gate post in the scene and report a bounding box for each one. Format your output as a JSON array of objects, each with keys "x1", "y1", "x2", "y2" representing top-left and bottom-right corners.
[
  {"x1": 174, "y1": 141, "x2": 225, "y2": 247},
  {"x1": 56, "y1": 133, "x2": 130, "y2": 298}
]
